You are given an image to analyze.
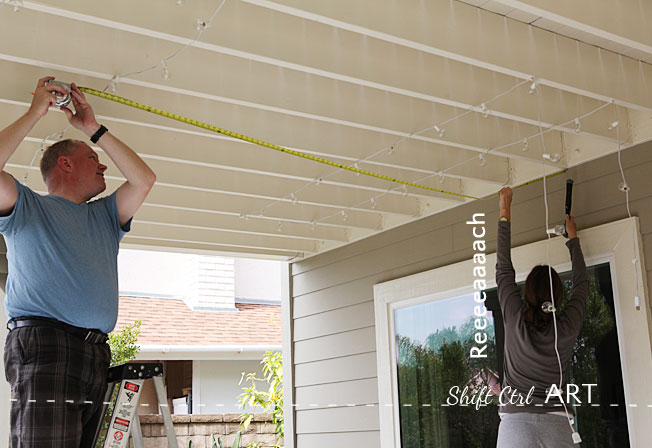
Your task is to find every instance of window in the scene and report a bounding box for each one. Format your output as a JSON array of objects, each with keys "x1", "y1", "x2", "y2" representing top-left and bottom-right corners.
[
  {"x1": 374, "y1": 218, "x2": 651, "y2": 447},
  {"x1": 393, "y1": 263, "x2": 628, "y2": 447},
  {"x1": 394, "y1": 293, "x2": 500, "y2": 447}
]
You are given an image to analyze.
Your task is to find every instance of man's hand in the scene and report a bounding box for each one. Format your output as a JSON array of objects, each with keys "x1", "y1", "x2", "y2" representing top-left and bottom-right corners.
[
  {"x1": 498, "y1": 187, "x2": 513, "y2": 221},
  {"x1": 60, "y1": 83, "x2": 100, "y2": 136},
  {"x1": 28, "y1": 77, "x2": 68, "y2": 119},
  {"x1": 565, "y1": 214, "x2": 577, "y2": 239}
]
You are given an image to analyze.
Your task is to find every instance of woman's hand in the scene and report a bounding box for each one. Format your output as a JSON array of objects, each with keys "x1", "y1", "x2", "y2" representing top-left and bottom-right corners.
[
  {"x1": 498, "y1": 187, "x2": 513, "y2": 221},
  {"x1": 565, "y1": 214, "x2": 577, "y2": 238}
]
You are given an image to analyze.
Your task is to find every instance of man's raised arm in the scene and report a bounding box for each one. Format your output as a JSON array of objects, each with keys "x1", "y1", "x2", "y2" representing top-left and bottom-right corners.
[
  {"x1": 0, "y1": 77, "x2": 67, "y2": 215},
  {"x1": 62, "y1": 83, "x2": 156, "y2": 226}
]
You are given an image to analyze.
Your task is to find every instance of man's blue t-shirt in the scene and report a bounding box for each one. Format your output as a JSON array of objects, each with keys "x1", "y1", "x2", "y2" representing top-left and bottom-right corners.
[{"x1": 0, "y1": 177, "x2": 130, "y2": 333}]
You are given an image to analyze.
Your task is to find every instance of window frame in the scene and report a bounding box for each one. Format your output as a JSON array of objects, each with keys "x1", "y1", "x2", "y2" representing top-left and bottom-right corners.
[{"x1": 373, "y1": 217, "x2": 651, "y2": 448}]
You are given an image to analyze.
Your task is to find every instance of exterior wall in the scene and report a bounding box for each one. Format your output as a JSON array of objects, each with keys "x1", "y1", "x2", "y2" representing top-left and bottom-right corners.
[
  {"x1": 289, "y1": 143, "x2": 652, "y2": 447},
  {"x1": 118, "y1": 249, "x2": 192, "y2": 298},
  {"x1": 235, "y1": 258, "x2": 283, "y2": 303},
  {"x1": 194, "y1": 360, "x2": 264, "y2": 414},
  {"x1": 138, "y1": 413, "x2": 281, "y2": 448}
]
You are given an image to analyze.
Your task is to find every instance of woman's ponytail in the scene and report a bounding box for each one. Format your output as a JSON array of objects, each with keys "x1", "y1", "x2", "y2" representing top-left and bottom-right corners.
[{"x1": 522, "y1": 265, "x2": 562, "y2": 334}]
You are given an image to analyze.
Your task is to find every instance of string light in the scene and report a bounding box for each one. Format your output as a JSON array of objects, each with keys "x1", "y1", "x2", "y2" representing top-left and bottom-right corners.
[
  {"x1": 99, "y1": 0, "x2": 227, "y2": 94},
  {"x1": 160, "y1": 60, "x2": 170, "y2": 80},
  {"x1": 301, "y1": 100, "x2": 610, "y2": 230},
  {"x1": 439, "y1": 172, "x2": 445, "y2": 184},
  {"x1": 433, "y1": 125, "x2": 445, "y2": 138},
  {"x1": 239, "y1": 213, "x2": 248, "y2": 220},
  {"x1": 85, "y1": 51, "x2": 612, "y2": 233},
  {"x1": 315, "y1": 177, "x2": 323, "y2": 185},
  {"x1": 608, "y1": 121, "x2": 619, "y2": 131},
  {"x1": 24, "y1": 0, "x2": 230, "y2": 184},
  {"x1": 611, "y1": 102, "x2": 642, "y2": 311},
  {"x1": 370, "y1": 197, "x2": 377, "y2": 209},
  {"x1": 533, "y1": 73, "x2": 581, "y2": 444},
  {"x1": 341, "y1": 210, "x2": 348, "y2": 222},
  {"x1": 195, "y1": 18, "x2": 208, "y2": 31},
  {"x1": 479, "y1": 153, "x2": 486, "y2": 167},
  {"x1": 480, "y1": 103, "x2": 489, "y2": 118},
  {"x1": 522, "y1": 138, "x2": 529, "y2": 151},
  {"x1": 528, "y1": 77, "x2": 537, "y2": 94},
  {"x1": 276, "y1": 221, "x2": 283, "y2": 233},
  {"x1": 542, "y1": 153, "x2": 561, "y2": 163},
  {"x1": 290, "y1": 192, "x2": 298, "y2": 205},
  {"x1": 109, "y1": 75, "x2": 120, "y2": 93},
  {"x1": 574, "y1": 118, "x2": 581, "y2": 134},
  {"x1": 310, "y1": 220, "x2": 317, "y2": 230},
  {"x1": 401, "y1": 185, "x2": 408, "y2": 196}
]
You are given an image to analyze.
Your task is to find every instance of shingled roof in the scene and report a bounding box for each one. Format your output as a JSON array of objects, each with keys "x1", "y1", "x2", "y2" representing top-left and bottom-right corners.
[{"x1": 113, "y1": 296, "x2": 282, "y2": 346}]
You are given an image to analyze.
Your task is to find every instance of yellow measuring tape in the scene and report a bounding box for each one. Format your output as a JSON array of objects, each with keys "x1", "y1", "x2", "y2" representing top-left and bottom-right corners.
[{"x1": 79, "y1": 86, "x2": 565, "y2": 201}]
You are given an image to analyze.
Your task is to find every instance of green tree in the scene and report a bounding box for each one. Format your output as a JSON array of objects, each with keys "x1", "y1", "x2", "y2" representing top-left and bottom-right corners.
[
  {"x1": 238, "y1": 351, "x2": 284, "y2": 448},
  {"x1": 108, "y1": 320, "x2": 142, "y2": 367}
]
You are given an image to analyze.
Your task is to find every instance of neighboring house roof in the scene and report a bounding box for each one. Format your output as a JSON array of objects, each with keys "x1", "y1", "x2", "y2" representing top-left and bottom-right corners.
[{"x1": 113, "y1": 296, "x2": 282, "y2": 346}]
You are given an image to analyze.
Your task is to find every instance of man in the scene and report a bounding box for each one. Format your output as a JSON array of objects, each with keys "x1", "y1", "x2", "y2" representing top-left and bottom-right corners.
[{"x1": 0, "y1": 76, "x2": 156, "y2": 446}]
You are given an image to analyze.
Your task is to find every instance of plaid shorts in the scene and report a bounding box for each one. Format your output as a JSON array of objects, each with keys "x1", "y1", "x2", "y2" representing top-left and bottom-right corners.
[{"x1": 4, "y1": 325, "x2": 111, "y2": 447}]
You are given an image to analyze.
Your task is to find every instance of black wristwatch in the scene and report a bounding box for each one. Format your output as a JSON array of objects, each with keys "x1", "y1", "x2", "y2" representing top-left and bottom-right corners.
[{"x1": 90, "y1": 125, "x2": 109, "y2": 144}]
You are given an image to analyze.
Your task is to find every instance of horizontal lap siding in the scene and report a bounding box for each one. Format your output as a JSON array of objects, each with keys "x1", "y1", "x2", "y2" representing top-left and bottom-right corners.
[
  {"x1": 296, "y1": 431, "x2": 381, "y2": 448},
  {"x1": 293, "y1": 352, "x2": 378, "y2": 387},
  {"x1": 294, "y1": 377, "x2": 379, "y2": 410},
  {"x1": 294, "y1": 302, "x2": 375, "y2": 341},
  {"x1": 290, "y1": 142, "x2": 652, "y2": 446},
  {"x1": 294, "y1": 326, "x2": 376, "y2": 364}
]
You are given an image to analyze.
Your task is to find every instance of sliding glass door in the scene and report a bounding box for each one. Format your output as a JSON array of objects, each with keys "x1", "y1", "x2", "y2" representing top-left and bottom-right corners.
[{"x1": 393, "y1": 262, "x2": 628, "y2": 447}]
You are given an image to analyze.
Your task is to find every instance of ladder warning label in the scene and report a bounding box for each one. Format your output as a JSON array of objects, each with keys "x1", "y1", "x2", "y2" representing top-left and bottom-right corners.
[
  {"x1": 125, "y1": 382, "x2": 140, "y2": 392},
  {"x1": 113, "y1": 417, "x2": 130, "y2": 431},
  {"x1": 105, "y1": 378, "x2": 144, "y2": 448}
]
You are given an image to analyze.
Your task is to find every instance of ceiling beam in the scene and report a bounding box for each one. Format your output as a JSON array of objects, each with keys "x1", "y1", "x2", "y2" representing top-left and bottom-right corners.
[
  {"x1": 0, "y1": 95, "x2": 509, "y2": 187},
  {"x1": 4, "y1": 2, "x2": 623, "y2": 145},
  {"x1": 128, "y1": 221, "x2": 318, "y2": 254},
  {"x1": 4, "y1": 166, "x2": 385, "y2": 231},
  {"x1": 122, "y1": 236, "x2": 302, "y2": 260},
  {"x1": 9, "y1": 143, "x2": 424, "y2": 218},
  {"x1": 491, "y1": 0, "x2": 652, "y2": 58},
  {"x1": 0, "y1": 50, "x2": 564, "y2": 170},
  {"x1": 134, "y1": 205, "x2": 349, "y2": 243},
  {"x1": 240, "y1": 0, "x2": 652, "y2": 113}
]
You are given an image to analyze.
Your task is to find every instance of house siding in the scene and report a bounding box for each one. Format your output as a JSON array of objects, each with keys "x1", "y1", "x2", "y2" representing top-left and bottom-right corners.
[{"x1": 290, "y1": 142, "x2": 652, "y2": 447}]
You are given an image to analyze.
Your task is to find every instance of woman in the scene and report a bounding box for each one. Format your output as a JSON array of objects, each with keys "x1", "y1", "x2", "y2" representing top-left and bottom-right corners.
[{"x1": 495, "y1": 187, "x2": 588, "y2": 447}]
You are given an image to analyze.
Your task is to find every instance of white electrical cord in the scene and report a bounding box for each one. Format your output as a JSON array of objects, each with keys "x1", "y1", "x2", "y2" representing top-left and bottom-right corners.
[
  {"x1": 103, "y1": 0, "x2": 228, "y2": 92},
  {"x1": 22, "y1": 0, "x2": 229, "y2": 184},
  {"x1": 613, "y1": 103, "x2": 642, "y2": 309},
  {"x1": 534, "y1": 85, "x2": 582, "y2": 444}
]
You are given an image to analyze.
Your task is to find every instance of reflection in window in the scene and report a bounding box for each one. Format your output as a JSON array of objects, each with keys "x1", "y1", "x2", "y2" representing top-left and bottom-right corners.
[{"x1": 393, "y1": 262, "x2": 628, "y2": 447}]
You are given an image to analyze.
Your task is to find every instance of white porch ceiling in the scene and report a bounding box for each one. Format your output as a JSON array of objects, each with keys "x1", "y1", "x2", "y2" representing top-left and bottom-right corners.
[{"x1": 0, "y1": 0, "x2": 650, "y2": 260}]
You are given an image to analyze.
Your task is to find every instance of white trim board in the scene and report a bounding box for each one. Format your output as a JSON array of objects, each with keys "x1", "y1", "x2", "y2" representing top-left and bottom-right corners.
[
  {"x1": 373, "y1": 217, "x2": 651, "y2": 448},
  {"x1": 134, "y1": 344, "x2": 281, "y2": 361},
  {"x1": 281, "y1": 261, "x2": 296, "y2": 448}
]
